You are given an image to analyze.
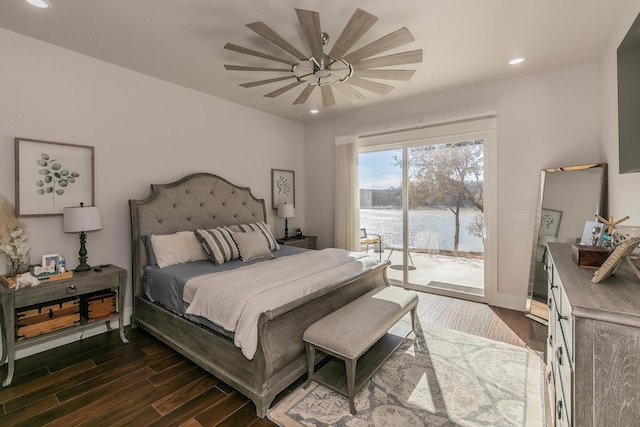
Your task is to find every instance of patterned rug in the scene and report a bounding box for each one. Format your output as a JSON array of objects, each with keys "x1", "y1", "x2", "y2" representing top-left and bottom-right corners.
[{"x1": 268, "y1": 323, "x2": 545, "y2": 427}]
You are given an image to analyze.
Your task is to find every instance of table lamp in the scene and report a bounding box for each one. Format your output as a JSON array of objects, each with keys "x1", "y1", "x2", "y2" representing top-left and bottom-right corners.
[
  {"x1": 63, "y1": 203, "x2": 103, "y2": 272},
  {"x1": 278, "y1": 203, "x2": 295, "y2": 240}
]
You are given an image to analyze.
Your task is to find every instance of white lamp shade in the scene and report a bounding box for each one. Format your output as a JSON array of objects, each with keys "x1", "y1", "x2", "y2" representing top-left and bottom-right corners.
[
  {"x1": 63, "y1": 205, "x2": 103, "y2": 233},
  {"x1": 278, "y1": 203, "x2": 295, "y2": 219}
]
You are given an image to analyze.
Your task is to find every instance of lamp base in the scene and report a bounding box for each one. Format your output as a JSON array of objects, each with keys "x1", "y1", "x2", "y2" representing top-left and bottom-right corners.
[
  {"x1": 74, "y1": 262, "x2": 92, "y2": 272},
  {"x1": 75, "y1": 231, "x2": 92, "y2": 272}
]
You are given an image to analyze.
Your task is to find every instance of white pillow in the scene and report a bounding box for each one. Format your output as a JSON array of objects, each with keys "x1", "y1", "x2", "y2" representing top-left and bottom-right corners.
[
  {"x1": 150, "y1": 231, "x2": 208, "y2": 268},
  {"x1": 232, "y1": 231, "x2": 273, "y2": 262}
]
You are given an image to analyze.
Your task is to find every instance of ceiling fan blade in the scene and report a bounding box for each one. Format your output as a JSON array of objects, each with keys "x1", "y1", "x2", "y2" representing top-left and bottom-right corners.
[
  {"x1": 293, "y1": 85, "x2": 315, "y2": 105},
  {"x1": 264, "y1": 80, "x2": 307, "y2": 98},
  {"x1": 224, "y1": 65, "x2": 292, "y2": 72},
  {"x1": 240, "y1": 76, "x2": 297, "y2": 88},
  {"x1": 321, "y1": 85, "x2": 336, "y2": 107},
  {"x1": 224, "y1": 43, "x2": 298, "y2": 66},
  {"x1": 353, "y1": 69, "x2": 415, "y2": 81},
  {"x1": 347, "y1": 77, "x2": 394, "y2": 95},
  {"x1": 296, "y1": 9, "x2": 324, "y2": 60},
  {"x1": 246, "y1": 21, "x2": 308, "y2": 60},
  {"x1": 343, "y1": 27, "x2": 415, "y2": 64},
  {"x1": 334, "y1": 83, "x2": 365, "y2": 104},
  {"x1": 353, "y1": 49, "x2": 423, "y2": 69},
  {"x1": 328, "y1": 8, "x2": 378, "y2": 59}
]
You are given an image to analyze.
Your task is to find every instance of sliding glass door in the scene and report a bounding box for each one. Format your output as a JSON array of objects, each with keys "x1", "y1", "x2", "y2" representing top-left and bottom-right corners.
[{"x1": 358, "y1": 130, "x2": 491, "y2": 301}]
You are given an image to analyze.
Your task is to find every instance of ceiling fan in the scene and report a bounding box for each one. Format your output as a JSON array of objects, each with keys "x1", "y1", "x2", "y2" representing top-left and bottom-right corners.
[{"x1": 224, "y1": 8, "x2": 423, "y2": 108}]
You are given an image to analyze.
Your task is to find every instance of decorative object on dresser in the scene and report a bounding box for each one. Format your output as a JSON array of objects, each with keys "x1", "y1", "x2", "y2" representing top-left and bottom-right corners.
[
  {"x1": 277, "y1": 235, "x2": 317, "y2": 250},
  {"x1": 0, "y1": 195, "x2": 31, "y2": 284},
  {"x1": 571, "y1": 244, "x2": 609, "y2": 268},
  {"x1": 596, "y1": 214, "x2": 629, "y2": 234},
  {"x1": 271, "y1": 169, "x2": 295, "y2": 209},
  {"x1": 591, "y1": 236, "x2": 640, "y2": 283},
  {"x1": 546, "y1": 243, "x2": 640, "y2": 426},
  {"x1": 0, "y1": 264, "x2": 127, "y2": 387},
  {"x1": 15, "y1": 138, "x2": 94, "y2": 216},
  {"x1": 63, "y1": 203, "x2": 103, "y2": 272},
  {"x1": 129, "y1": 173, "x2": 388, "y2": 417},
  {"x1": 277, "y1": 202, "x2": 294, "y2": 240}
]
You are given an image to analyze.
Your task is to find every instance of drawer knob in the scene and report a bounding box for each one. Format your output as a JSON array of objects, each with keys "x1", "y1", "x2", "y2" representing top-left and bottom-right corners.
[
  {"x1": 557, "y1": 346, "x2": 563, "y2": 365},
  {"x1": 558, "y1": 313, "x2": 568, "y2": 322},
  {"x1": 557, "y1": 400, "x2": 563, "y2": 420},
  {"x1": 67, "y1": 284, "x2": 77, "y2": 294},
  {"x1": 547, "y1": 371, "x2": 552, "y2": 383}
]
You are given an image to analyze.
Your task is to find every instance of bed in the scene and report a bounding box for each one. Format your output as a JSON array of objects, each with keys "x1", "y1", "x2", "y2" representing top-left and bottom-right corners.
[{"x1": 129, "y1": 172, "x2": 390, "y2": 417}]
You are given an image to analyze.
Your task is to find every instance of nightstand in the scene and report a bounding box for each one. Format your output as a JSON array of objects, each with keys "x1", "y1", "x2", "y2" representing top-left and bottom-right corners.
[
  {"x1": 277, "y1": 236, "x2": 317, "y2": 250},
  {"x1": 0, "y1": 265, "x2": 128, "y2": 387}
]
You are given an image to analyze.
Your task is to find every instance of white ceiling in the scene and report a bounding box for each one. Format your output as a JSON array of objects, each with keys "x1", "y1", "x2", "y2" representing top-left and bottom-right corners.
[{"x1": 0, "y1": 0, "x2": 634, "y2": 123}]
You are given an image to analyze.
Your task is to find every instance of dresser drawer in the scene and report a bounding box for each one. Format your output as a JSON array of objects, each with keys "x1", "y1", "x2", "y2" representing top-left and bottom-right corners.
[
  {"x1": 558, "y1": 289, "x2": 574, "y2": 362},
  {"x1": 556, "y1": 335, "x2": 573, "y2": 426}
]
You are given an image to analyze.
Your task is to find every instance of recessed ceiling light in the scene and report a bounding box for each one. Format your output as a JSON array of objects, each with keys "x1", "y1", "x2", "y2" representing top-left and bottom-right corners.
[
  {"x1": 25, "y1": 0, "x2": 51, "y2": 8},
  {"x1": 310, "y1": 109, "x2": 319, "y2": 114},
  {"x1": 509, "y1": 57, "x2": 525, "y2": 65}
]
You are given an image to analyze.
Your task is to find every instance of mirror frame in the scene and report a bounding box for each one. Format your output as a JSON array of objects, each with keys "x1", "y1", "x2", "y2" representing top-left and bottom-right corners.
[{"x1": 525, "y1": 163, "x2": 607, "y2": 322}]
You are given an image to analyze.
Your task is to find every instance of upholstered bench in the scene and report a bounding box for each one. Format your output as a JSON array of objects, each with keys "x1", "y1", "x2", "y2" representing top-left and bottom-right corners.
[{"x1": 303, "y1": 286, "x2": 419, "y2": 414}]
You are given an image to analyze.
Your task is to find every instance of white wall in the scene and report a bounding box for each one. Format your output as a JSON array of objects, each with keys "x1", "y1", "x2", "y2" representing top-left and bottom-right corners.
[
  {"x1": 601, "y1": 0, "x2": 640, "y2": 223},
  {"x1": 305, "y1": 62, "x2": 602, "y2": 310},
  {"x1": 0, "y1": 28, "x2": 304, "y2": 356}
]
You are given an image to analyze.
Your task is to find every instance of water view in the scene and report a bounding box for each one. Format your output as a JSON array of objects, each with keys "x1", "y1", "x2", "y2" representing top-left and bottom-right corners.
[{"x1": 360, "y1": 208, "x2": 484, "y2": 254}]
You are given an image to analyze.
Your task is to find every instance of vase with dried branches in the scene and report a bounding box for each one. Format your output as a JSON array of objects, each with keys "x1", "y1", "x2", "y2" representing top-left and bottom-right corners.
[{"x1": 0, "y1": 195, "x2": 31, "y2": 278}]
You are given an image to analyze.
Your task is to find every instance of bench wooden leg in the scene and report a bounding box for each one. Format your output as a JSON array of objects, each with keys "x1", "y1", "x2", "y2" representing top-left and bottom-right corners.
[
  {"x1": 304, "y1": 342, "x2": 315, "y2": 389},
  {"x1": 345, "y1": 358, "x2": 357, "y2": 414}
]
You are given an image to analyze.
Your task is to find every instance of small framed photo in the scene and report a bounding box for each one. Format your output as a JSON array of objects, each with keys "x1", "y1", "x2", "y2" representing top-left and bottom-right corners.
[
  {"x1": 580, "y1": 220, "x2": 604, "y2": 246},
  {"x1": 41, "y1": 253, "x2": 61, "y2": 272},
  {"x1": 15, "y1": 138, "x2": 95, "y2": 216},
  {"x1": 539, "y1": 208, "x2": 562, "y2": 238},
  {"x1": 271, "y1": 169, "x2": 295, "y2": 209}
]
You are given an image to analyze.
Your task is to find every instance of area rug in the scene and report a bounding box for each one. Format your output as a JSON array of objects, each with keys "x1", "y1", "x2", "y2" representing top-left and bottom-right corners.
[{"x1": 268, "y1": 323, "x2": 545, "y2": 427}]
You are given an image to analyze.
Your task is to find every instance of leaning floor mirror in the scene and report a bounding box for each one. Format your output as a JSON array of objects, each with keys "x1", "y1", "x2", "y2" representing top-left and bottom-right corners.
[{"x1": 525, "y1": 163, "x2": 607, "y2": 324}]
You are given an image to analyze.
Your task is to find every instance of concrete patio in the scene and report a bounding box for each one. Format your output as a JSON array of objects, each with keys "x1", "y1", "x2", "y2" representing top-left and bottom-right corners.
[{"x1": 367, "y1": 247, "x2": 485, "y2": 296}]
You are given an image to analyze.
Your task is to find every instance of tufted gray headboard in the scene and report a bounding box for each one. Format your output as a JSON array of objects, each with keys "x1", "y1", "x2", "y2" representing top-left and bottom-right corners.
[{"x1": 129, "y1": 173, "x2": 266, "y2": 298}]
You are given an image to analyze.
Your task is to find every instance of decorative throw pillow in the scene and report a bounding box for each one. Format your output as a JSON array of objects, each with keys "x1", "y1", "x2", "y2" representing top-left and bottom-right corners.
[
  {"x1": 227, "y1": 221, "x2": 280, "y2": 251},
  {"x1": 232, "y1": 231, "x2": 273, "y2": 262},
  {"x1": 150, "y1": 231, "x2": 208, "y2": 268},
  {"x1": 195, "y1": 227, "x2": 239, "y2": 265}
]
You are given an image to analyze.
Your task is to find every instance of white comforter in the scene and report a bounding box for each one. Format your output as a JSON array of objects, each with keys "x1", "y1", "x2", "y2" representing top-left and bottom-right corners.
[{"x1": 184, "y1": 248, "x2": 378, "y2": 359}]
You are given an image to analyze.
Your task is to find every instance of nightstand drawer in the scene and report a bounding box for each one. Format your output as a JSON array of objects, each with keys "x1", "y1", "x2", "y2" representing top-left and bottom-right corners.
[
  {"x1": 14, "y1": 270, "x2": 119, "y2": 308},
  {"x1": 278, "y1": 236, "x2": 317, "y2": 250}
]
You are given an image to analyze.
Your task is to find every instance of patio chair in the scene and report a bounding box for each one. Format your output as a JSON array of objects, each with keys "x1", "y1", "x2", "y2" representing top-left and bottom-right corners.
[{"x1": 360, "y1": 228, "x2": 382, "y2": 262}]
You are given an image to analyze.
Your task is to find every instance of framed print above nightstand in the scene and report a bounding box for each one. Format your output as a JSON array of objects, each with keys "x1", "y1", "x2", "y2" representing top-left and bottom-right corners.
[
  {"x1": 271, "y1": 169, "x2": 295, "y2": 209},
  {"x1": 15, "y1": 138, "x2": 94, "y2": 216}
]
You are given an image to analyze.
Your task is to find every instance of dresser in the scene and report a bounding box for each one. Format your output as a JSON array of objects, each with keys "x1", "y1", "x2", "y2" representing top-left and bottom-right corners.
[{"x1": 546, "y1": 243, "x2": 640, "y2": 426}]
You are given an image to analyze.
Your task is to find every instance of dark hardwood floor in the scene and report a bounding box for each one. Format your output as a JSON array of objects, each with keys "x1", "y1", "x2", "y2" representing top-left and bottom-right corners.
[{"x1": 0, "y1": 292, "x2": 547, "y2": 426}]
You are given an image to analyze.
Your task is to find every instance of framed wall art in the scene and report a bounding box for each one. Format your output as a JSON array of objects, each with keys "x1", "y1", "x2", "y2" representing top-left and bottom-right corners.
[
  {"x1": 15, "y1": 138, "x2": 94, "y2": 216},
  {"x1": 271, "y1": 169, "x2": 295, "y2": 209}
]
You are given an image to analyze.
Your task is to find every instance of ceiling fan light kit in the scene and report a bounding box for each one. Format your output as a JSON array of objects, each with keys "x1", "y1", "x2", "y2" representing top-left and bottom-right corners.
[{"x1": 224, "y1": 8, "x2": 422, "y2": 109}]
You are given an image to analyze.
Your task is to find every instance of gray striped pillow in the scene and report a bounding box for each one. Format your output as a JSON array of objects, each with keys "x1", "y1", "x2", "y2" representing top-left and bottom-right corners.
[
  {"x1": 227, "y1": 221, "x2": 280, "y2": 251},
  {"x1": 195, "y1": 227, "x2": 239, "y2": 265}
]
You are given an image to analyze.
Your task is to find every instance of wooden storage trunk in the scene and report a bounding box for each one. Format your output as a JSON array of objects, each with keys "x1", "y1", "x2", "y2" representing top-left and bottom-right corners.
[
  {"x1": 81, "y1": 291, "x2": 117, "y2": 323},
  {"x1": 16, "y1": 297, "x2": 80, "y2": 341}
]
